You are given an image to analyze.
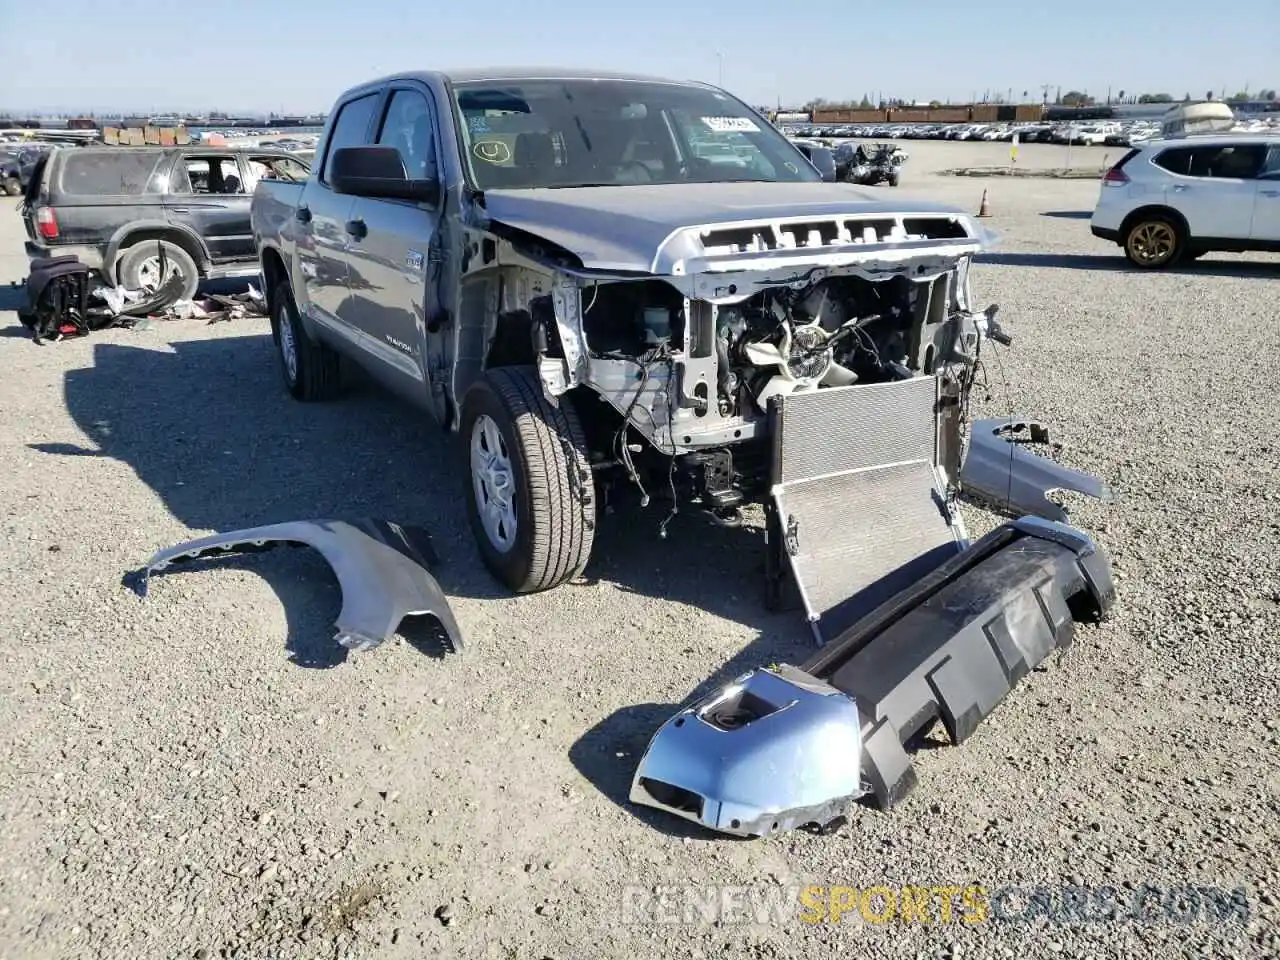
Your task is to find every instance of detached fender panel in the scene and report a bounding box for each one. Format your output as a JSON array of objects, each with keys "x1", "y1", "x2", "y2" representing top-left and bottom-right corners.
[
  {"x1": 960, "y1": 417, "x2": 1116, "y2": 522},
  {"x1": 127, "y1": 518, "x2": 462, "y2": 654}
]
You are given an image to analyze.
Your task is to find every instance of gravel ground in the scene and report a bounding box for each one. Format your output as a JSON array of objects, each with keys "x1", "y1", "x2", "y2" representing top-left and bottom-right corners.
[{"x1": 1, "y1": 139, "x2": 1277, "y2": 960}]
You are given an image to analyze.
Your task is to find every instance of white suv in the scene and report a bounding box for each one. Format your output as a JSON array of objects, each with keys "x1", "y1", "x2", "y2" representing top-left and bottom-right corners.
[{"x1": 1090, "y1": 135, "x2": 1280, "y2": 268}]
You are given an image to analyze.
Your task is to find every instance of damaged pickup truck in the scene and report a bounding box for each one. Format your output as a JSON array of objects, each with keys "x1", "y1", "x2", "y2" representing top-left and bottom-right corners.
[{"x1": 253, "y1": 69, "x2": 1116, "y2": 827}]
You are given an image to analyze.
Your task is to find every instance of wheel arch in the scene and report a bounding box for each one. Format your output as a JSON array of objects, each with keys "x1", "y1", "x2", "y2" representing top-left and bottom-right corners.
[
  {"x1": 260, "y1": 245, "x2": 288, "y2": 315},
  {"x1": 1118, "y1": 205, "x2": 1190, "y2": 243},
  {"x1": 107, "y1": 223, "x2": 210, "y2": 283}
]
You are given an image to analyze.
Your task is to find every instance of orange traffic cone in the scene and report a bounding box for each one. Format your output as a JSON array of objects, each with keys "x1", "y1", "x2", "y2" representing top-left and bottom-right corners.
[{"x1": 977, "y1": 189, "x2": 991, "y2": 217}]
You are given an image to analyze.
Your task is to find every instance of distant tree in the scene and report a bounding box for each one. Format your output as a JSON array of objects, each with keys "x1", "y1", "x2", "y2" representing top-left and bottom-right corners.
[
  {"x1": 1206, "y1": 90, "x2": 1215, "y2": 100},
  {"x1": 1138, "y1": 92, "x2": 1174, "y2": 103},
  {"x1": 1182, "y1": 92, "x2": 1191, "y2": 102},
  {"x1": 859, "y1": 94, "x2": 872, "y2": 108},
  {"x1": 929, "y1": 100, "x2": 943, "y2": 108},
  {"x1": 1061, "y1": 90, "x2": 1094, "y2": 106},
  {"x1": 1229, "y1": 90, "x2": 1251, "y2": 101},
  {"x1": 1261, "y1": 89, "x2": 1277, "y2": 100},
  {"x1": 1021, "y1": 89, "x2": 1029, "y2": 101},
  {"x1": 1117, "y1": 89, "x2": 1126, "y2": 101}
]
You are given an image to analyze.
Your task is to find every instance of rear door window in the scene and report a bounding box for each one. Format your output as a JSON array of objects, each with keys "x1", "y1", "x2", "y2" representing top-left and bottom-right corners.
[
  {"x1": 1154, "y1": 144, "x2": 1266, "y2": 179},
  {"x1": 172, "y1": 156, "x2": 246, "y2": 194},
  {"x1": 58, "y1": 151, "x2": 167, "y2": 196},
  {"x1": 1187, "y1": 143, "x2": 1265, "y2": 179},
  {"x1": 319, "y1": 93, "x2": 379, "y2": 184}
]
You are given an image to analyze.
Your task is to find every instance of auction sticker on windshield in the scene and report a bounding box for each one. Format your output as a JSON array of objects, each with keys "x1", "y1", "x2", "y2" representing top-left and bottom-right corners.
[{"x1": 702, "y1": 116, "x2": 759, "y2": 133}]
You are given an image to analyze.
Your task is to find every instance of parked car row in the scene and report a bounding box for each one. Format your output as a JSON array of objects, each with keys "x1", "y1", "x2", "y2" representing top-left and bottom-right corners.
[{"x1": 782, "y1": 115, "x2": 1279, "y2": 148}]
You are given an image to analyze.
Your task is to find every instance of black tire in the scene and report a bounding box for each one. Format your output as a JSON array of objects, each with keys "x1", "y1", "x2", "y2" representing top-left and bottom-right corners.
[
  {"x1": 115, "y1": 238, "x2": 200, "y2": 300},
  {"x1": 1, "y1": 177, "x2": 20, "y2": 196},
  {"x1": 459, "y1": 366, "x2": 596, "y2": 593},
  {"x1": 1122, "y1": 213, "x2": 1184, "y2": 269},
  {"x1": 270, "y1": 279, "x2": 342, "y2": 401},
  {"x1": 888, "y1": 172, "x2": 900, "y2": 187}
]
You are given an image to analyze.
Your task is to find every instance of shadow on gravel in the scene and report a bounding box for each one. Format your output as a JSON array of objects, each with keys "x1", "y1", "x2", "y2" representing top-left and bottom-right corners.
[
  {"x1": 43, "y1": 332, "x2": 815, "y2": 678},
  {"x1": 1041, "y1": 210, "x2": 1091, "y2": 219},
  {"x1": 41, "y1": 333, "x2": 502, "y2": 664},
  {"x1": 978, "y1": 251, "x2": 1279, "y2": 278},
  {"x1": 0, "y1": 283, "x2": 26, "y2": 312}
]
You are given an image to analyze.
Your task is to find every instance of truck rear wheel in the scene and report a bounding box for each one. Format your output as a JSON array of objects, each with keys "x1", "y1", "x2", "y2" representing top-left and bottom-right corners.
[
  {"x1": 271, "y1": 279, "x2": 342, "y2": 401},
  {"x1": 459, "y1": 366, "x2": 596, "y2": 593}
]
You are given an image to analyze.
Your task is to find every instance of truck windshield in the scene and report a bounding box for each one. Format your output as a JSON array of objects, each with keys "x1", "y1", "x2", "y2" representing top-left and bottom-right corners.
[{"x1": 448, "y1": 78, "x2": 820, "y2": 190}]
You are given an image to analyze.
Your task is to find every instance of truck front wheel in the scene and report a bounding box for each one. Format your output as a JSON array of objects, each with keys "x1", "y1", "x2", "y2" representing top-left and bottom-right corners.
[{"x1": 459, "y1": 367, "x2": 596, "y2": 593}]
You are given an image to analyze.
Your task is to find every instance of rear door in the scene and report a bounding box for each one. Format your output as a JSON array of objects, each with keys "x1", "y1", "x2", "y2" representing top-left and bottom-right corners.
[
  {"x1": 165, "y1": 152, "x2": 255, "y2": 261},
  {"x1": 299, "y1": 91, "x2": 381, "y2": 334},
  {"x1": 342, "y1": 83, "x2": 445, "y2": 408},
  {"x1": 1154, "y1": 142, "x2": 1265, "y2": 240},
  {"x1": 1251, "y1": 144, "x2": 1280, "y2": 242}
]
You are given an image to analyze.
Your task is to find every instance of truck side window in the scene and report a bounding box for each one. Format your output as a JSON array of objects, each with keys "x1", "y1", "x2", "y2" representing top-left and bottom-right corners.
[
  {"x1": 319, "y1": 93, "x2": 380, "y2": 185},
  {"x1": 375, "y1": 89, "x2": 438, "y2": 181}
]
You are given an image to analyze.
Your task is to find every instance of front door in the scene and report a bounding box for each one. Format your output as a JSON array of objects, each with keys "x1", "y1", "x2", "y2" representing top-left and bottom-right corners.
[
  {"x1": 343, "y1": 84, "x2": 444, "y2": 415},
  {"x1": 298, "y1": 91, "x2": 381, "y2": 334},
  {"x1": 166, "y1": 154, "x2": 254, "y2": 261},
  {"x1": 1251, "y1": 144, "x2": 1280, "y2": 242}
]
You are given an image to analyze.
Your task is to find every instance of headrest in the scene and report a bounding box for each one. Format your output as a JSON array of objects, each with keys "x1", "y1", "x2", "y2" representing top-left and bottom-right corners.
[{"x1": 514, "y1": 132, "x2": 556, "y2": 168}]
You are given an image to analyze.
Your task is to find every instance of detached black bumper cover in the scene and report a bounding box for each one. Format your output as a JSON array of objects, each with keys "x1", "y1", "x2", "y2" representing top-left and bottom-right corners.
[
  {"x1": 630, "y1": 517, "x2": 1114, "y2": 837},
  {"x1": 126, "y1": 518, "x2": 463, "y2": 654}
]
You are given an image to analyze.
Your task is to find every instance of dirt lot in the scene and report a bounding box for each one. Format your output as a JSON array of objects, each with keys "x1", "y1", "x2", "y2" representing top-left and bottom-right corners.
[{"x1": 0, "y1": 140, "x2": 1277, "y2": 960}]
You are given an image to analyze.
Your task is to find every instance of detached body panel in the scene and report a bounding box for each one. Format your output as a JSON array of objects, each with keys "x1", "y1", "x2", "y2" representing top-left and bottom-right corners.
[
  {"x1": 630, "y1": 518, "x2": 1115, "y2": 836},
  {"x1": 128, "y1": 518, "x2": 463, "y2": 654}
]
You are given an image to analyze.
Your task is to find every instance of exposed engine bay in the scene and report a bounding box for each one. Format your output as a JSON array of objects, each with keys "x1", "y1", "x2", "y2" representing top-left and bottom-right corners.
[
  {"x1": 560, "y1": 255, "x2": 1001, "y2": 518},
  {"x1": 712, "y1": 277, "x2": 928, "y2": 413},
  {"x1": 580, "y1": 271, "x2": 969, "y2": 419}
]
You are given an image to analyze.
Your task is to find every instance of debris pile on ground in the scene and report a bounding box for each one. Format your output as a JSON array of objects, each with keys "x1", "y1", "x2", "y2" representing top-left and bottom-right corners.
[{"x1": 16, "y1": 256, "x2": 266, "y2": 342}]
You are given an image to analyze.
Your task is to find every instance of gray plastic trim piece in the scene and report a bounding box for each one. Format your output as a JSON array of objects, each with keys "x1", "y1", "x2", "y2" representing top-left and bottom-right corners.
[
  {"x1": 126, "y1": 518, "x2": 462, "y2": 654},
  {"x1": 961, "y1": 417, "x2": 1115, "y2": 522}
]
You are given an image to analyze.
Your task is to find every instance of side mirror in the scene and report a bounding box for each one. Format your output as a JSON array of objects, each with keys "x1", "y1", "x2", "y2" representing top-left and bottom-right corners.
[
  {"x1": 794, "y1": 143, "x2": 837, "y2": 182},
  {"x1": 329, "y1": 145, "x2": 439, "y2": 204}
]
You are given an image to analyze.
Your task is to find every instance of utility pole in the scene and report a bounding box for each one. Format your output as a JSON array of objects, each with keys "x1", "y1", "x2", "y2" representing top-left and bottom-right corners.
[{"x1": 1040, "y1": 84, "x2": 1052, "y2": 106}]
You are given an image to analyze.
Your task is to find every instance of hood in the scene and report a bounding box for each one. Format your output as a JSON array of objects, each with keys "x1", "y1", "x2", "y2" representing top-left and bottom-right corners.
[{"x1": 479, "y1": 181, "x2": 979, "y2": 274}]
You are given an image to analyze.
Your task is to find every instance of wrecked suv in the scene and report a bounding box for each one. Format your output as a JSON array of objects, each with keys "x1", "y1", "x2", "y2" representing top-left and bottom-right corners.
[{"x1": 253, "y1": 68, "x2": 1103, "y2": 618}]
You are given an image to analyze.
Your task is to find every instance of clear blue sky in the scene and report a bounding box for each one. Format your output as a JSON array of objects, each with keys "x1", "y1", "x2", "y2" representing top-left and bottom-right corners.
[{"x1": 2, "y1": 0, "x2": 1275, "y2": 113}]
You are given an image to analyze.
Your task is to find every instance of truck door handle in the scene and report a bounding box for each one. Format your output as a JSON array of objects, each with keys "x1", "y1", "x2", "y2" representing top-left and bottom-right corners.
[
  {"x1": 345, "y1": 219, "x2": 367, "y2": 240},
  {"x1": 1261, "y1": 189, "x2": 1280, "y2": 198},
  {"x1": 169, "y1": 206, "x2": 191, "y2": 213},
  {"x1": 295, "y1": 206, "x2": 312, "y2": 224},
  {"x1": 1172, "y1": 184, "x2": 1188, "y2": 192}
]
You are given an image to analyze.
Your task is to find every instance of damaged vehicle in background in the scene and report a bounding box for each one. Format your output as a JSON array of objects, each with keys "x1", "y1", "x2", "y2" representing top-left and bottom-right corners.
[
  {"x1": 834, "y1": 141, "x2": 906, "y2": 186},
  {"x1": 21, "y1": 145, "x2": 309, "y2": 308},
  {"x1": 253, "y1": 68, "x2": 1116, "y2": 831}
]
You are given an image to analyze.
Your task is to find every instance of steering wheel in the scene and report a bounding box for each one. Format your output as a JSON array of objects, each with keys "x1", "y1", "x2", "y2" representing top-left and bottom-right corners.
[{"x1": 616, "y1": 159, "x2": 655, "y2": 182}]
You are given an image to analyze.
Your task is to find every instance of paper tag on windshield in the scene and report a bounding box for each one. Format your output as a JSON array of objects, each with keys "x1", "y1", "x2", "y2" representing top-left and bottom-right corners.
[{"x1": 701, "y1": 116, "x2": 759, "y2": 133}]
